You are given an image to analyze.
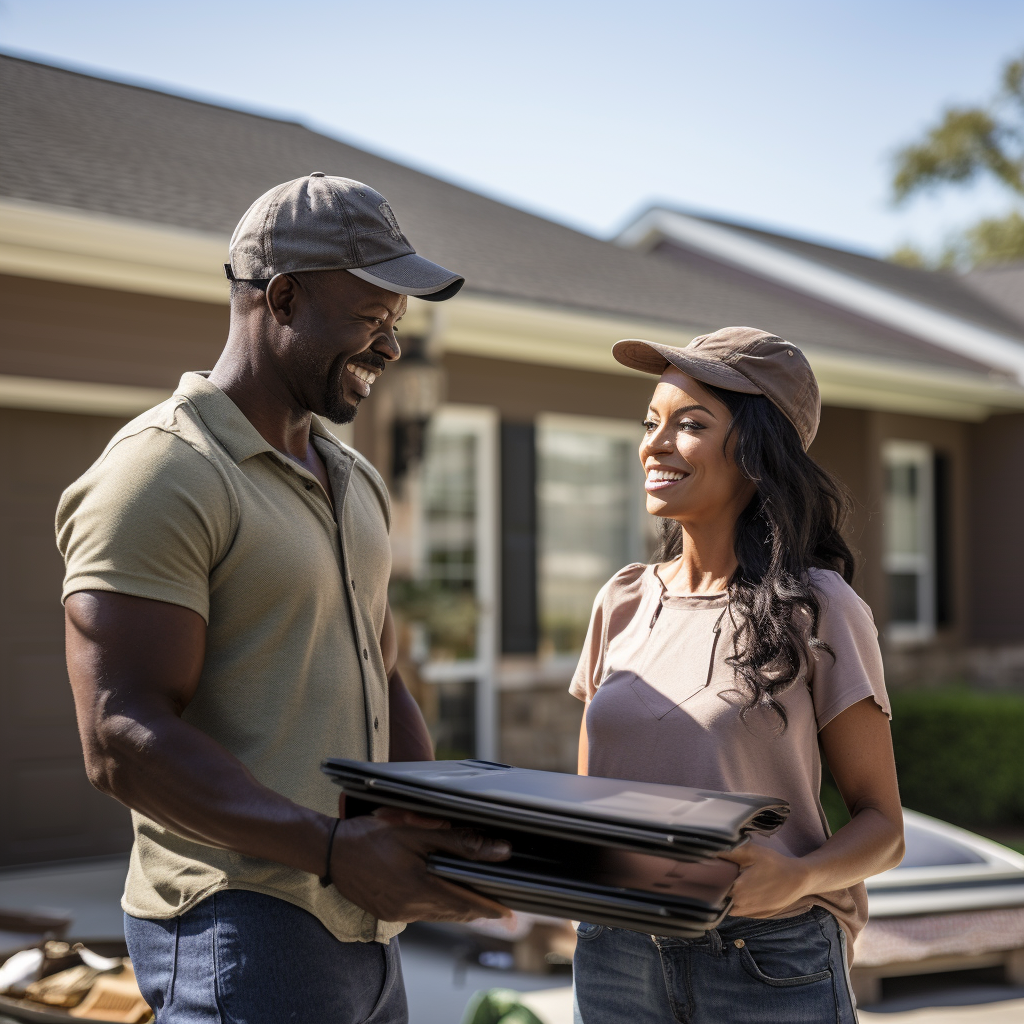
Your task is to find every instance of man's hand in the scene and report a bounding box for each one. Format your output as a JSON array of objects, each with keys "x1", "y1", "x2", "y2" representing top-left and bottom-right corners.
[
  {"x1": 330, "y1": 809, "x2": 512, "y2": 922},
  {"x1": 65, "y1": 590, "x2": 510, "y2": 924}
]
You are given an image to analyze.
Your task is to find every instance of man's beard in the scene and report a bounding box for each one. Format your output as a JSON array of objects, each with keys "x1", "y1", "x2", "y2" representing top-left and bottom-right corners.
[
  {"x1": 323, "y1": 354, "x2": 364, "y2": 421},
  {"x1": 324, "y1": 389, "x2": 358, "y2": 424}
]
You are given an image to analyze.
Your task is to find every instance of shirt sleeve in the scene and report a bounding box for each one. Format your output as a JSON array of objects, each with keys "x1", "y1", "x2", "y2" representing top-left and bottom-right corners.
[
  {"x1": 808, "y1": 570, "x2": 891, "y2": 730},
  {"x1": 56, "y1": 427, "x2": 234, "y2": 622},
  {"x1": 569, "y1": 583, "x2": 609, "y2": 703}
]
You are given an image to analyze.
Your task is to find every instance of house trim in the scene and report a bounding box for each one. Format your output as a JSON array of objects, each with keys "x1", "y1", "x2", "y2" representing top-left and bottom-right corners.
[
  {"x1": 5, "y1": 198, "x2": 1024, "y2": 422},
  {"x1": 0, "y1": 373, "x2": 168, "y2": 416}
]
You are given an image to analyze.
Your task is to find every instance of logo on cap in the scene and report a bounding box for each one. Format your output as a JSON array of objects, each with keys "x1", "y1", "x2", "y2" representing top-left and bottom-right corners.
[{"x1": 378, "y1": 202, "x2": 402, "y2": 241}]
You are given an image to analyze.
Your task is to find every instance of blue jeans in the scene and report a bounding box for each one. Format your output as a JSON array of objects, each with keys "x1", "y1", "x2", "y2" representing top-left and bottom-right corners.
[
  {"x1": 125, "y1": 890, "x2": 407, "y2": 1024},
  {"x1": 573, "y1": 907, "x2": 857, "y2": 1024}
]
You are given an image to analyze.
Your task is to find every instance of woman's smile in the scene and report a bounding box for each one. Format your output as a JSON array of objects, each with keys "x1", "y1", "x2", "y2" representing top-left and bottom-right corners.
[{"x1": 645, "y1": 465, "x2": 691, "y2": 492}]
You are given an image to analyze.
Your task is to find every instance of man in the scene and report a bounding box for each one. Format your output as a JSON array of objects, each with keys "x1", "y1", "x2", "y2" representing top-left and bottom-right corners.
[{"x1": 56, "y1": 174, "x2": 510, "y2": 1024}]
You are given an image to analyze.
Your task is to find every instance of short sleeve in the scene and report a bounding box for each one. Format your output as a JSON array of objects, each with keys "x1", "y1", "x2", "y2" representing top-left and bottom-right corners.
[
  {"x1": 569, "y1": 563, "x2": 648, "y2": 703},
  {"x1": 56, "y1": 427, "x2": 234, "y2": 622},
  {"x1": 808, "y1": 570, "x2": 891, "y2": 730},
  {"x1": 569, "y1": 584, "x2": 609, "y2": 703}
]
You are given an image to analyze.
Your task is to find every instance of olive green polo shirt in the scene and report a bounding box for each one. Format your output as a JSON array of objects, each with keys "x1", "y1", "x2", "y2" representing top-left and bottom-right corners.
[{"x1": 56, "y1": 372, "x2": 402, "y2": 943}]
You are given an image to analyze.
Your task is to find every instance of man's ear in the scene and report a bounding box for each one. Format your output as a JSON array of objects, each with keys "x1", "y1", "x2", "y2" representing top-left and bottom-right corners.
[{"x1": 266, "y1": 273, "x2": 298, "y2": 325}]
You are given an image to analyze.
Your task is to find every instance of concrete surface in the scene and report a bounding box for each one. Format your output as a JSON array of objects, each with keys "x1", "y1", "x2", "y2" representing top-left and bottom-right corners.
[
  {"x1": 2, "y1": 857, "x2": 1024, "y2": 1024},
  {"x1": 517, "y1": 987, "x2": 1024, "y2": 1024}
]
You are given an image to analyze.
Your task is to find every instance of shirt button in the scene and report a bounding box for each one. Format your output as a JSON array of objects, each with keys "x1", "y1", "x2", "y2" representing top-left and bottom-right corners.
[
  {"x1": 363, "y1": 648, "x2": 368, "y2": 660},
  {"x1": 373, "y1": 717, "x2": 379, "y2": 730},
  {"x1": 305, "y1": 482, "x2": 314, "y2": 490},
  {"x1": 351, "y1": 579, "x2": 356, "y2": 589}
]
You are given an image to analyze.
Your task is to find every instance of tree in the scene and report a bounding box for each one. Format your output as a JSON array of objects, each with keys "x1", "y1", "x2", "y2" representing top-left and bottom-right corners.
[{"x1": 891, "y1": 53, "x2": 1024, "y2": 268}]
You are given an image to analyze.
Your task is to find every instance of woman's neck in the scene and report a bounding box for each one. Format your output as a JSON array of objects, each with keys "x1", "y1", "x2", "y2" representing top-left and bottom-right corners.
[{"x1": 659, "y1": 522, "x2": 738, "y2": 597}]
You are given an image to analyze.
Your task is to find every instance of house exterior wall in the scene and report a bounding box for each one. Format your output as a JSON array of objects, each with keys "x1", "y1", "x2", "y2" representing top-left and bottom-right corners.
[
  {"x1": 0, "y1": 275, "x2": 228, "y2": 865},
  {"x1": 0, "y1": 275, "x2": 997, "y2": 860},
  {"x1": 1, "y1": 274, "x2": 227, "y2": 387},
  {"x1": 0, "y1": 407, "x2": 134, "y2": 866}
]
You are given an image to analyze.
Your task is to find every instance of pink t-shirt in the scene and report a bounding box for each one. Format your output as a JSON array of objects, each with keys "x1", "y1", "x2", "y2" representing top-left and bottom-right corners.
[{"x1": 570, "y1": 562, "x2": 890, "y2": 947}]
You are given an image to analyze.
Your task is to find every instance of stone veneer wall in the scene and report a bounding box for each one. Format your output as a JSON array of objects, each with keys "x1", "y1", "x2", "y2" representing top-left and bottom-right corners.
[{"x1": 499, "y1": 685, "x2": 584, "y2": 774}]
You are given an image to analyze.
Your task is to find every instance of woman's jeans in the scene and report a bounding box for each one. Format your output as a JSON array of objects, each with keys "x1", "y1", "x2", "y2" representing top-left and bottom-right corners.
[
  {"x1": 125, "y1": 890, "x2": 407, "y2": 1024},
  {"x1": 573, "y1": 907, "x2": 858, "y2": 1024}
]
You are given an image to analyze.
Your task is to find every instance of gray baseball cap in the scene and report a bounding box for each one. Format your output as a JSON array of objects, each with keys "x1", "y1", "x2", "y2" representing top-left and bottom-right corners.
[{"x1": 225, "y1": 173, "x2": 464, "y2": 301}]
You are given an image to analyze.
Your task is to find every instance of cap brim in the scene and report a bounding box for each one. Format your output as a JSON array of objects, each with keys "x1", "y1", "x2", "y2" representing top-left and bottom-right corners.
[
  {"x1": 348, "y1": 252, "x2": 464, "y2": 302},
  {"x1": 612, "y1": 339, "x2": 762, "y2": 395}
]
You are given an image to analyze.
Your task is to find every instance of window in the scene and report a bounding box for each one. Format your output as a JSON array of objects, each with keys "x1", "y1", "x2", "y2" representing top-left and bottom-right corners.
[
  {"x1": 413, "y1": 406, "x2": 499, "y2": 759},
  {"x1": 536, "y1": 414, "x2": 653, "y2": 658},
  {"x1": 882, "y1": 441, "x2": 935, "y2": 641}
]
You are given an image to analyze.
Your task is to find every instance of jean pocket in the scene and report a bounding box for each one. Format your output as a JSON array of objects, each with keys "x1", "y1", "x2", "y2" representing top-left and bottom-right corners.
[
  {"x1": 575, "y1": 921, "x2": 604, "y2": 941},
  {"x1": 736, "y1": 916, "x2": 833, "y2": 988},
  {"x1": 740, "y1": 947, "x2": 832, "y2": 987}
]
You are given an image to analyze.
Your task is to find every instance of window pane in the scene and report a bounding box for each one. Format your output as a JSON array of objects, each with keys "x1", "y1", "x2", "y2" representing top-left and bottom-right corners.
[
  {"x1": 537, "y1": 424, "x2": 644, "y2": 656},
  {"x1": 888, "y1": 572, "x2": 919, "y2": 624},
  {"x1": 424, "y1": 431, "x2": 476, "y2": 589},
  {"x1": 884, "y1": 463, "x2": 921, "y2": 557},
  {"x1": 417, "y1": 424, "x2": 478, "y2": 660},
  {"x1": 882, "y1": 441, "x2": 935, "y2": 635},
  {"x1": 431, "y1": 681, "x2": 476, "y2": 760}
]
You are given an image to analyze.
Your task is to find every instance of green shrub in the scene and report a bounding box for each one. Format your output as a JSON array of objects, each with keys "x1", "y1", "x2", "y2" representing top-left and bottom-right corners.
[
  {"x1": 819, "y1": 777, "x2": 851, "y2": 834},
  {"x1": 888, "y1": 689, "x2": 1024, "y2": 829},
  {"x1": 818, "y1": 689, "x2": 1024, "y2": 833}
]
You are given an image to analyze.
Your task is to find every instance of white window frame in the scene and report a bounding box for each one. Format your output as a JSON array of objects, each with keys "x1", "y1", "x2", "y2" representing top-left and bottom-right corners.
[
  {"x1": 882, "y1": 440, "x2": 935, "y2": 644},
  {"x1": 535, "y1": 413, "x2": 652, "y2": 670},
  {"x1": 416, "y1": 405, "x2": 500, "y2": 761}
]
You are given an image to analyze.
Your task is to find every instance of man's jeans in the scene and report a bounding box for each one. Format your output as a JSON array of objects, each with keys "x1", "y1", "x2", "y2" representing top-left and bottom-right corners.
[
  {"x1": 125, "y1": 890, "x2": 407, "y2": 1024},
  {"x1": 573, "y1": 906, "x2": 858, "y2": 1024}
]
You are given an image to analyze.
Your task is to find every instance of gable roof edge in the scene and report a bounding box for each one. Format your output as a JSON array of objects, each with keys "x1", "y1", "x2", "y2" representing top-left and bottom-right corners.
[{"x1": 618, "y1": 208, "x2": 1024, "y2": 384}]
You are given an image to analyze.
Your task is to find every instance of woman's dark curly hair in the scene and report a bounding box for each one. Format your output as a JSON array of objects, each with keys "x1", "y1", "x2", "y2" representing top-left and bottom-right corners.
[{"x1": 651, "y1": 385, "x2": 855, "y2": 727}]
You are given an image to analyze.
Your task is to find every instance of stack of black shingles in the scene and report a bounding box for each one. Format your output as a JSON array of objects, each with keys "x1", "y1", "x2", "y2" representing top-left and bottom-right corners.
[{"x1": 322, "y1": 759, "x2": 789, "y2": 937}]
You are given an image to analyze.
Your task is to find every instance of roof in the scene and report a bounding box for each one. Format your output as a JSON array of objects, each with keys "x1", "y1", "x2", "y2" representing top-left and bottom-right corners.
[
  {"x1": 618, "y1": 207, "x2": 1024, "y2": 381},
  {"x1": 2, "y1": 53, "x2": 1023, "y2": 386},
  {"x1": 962, "y1": 263, "x2": 1024, "y2": 330},
  {"x1": 0, "y1": 54, "x2": 737, "y2": 329},
  {"x1": 714, "y1": 218, "x2": 1024, "y2": 341}
]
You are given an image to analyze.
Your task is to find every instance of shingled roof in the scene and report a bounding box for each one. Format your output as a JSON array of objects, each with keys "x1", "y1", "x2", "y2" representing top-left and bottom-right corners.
[{"x1": 1, "y1": 52, "x2": 1020, "y2": 380}]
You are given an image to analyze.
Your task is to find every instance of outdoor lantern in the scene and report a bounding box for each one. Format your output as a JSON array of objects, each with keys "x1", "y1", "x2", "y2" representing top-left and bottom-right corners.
[{"x1": 389, "y1": 335, "x2": 445, "y2": 481}]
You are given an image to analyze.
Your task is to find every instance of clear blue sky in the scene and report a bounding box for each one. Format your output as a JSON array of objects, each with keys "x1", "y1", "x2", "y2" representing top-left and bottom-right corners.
[{"x1": 2, "y1": 1, "x2": 1022, "y2": 256}]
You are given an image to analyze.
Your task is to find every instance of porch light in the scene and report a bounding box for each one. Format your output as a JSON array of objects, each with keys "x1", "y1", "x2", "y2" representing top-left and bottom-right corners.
[{"x1": 390, "y1": 335, "x2": 445, "y2": 480}]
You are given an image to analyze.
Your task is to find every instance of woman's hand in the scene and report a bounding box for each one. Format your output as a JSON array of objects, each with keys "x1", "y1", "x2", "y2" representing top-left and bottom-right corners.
[{"x1": 717, "y1": 843, "x2": 811, "y2": 918}]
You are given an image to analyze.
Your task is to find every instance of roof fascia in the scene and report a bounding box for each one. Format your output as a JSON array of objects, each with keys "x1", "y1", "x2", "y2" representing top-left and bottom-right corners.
[
  {"x1": 618, "y1": 208, "x2": 1024, "y2": 384},
  {"x1": 0, "y1": 373, "x2": 169, "y2": 416},
  {"x1": 3, "y1": 198, "x2": 1023, "y2": 421},
  {"x1": 439, "y1": 294, "x2": 1024, "y2": 421},
  {"x1": 0, "y1": 197, "x2": 229, "y2": 303}
]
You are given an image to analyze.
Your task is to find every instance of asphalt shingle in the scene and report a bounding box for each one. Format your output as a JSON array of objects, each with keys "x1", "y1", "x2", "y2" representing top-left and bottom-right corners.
[{"x1": 0, "y1": 54, "x2": 1013, "y2": 378}]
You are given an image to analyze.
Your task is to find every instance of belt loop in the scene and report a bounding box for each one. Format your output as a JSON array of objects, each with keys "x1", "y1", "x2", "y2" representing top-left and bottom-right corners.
[{"x1": 707, "y1": 928, "x2": 722, "y2": 955}]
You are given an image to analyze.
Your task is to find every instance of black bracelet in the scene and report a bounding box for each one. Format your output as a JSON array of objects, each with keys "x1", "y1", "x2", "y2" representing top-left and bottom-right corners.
[{"x1": 319, "y1": 817, "x2": 341, "y2": 888}]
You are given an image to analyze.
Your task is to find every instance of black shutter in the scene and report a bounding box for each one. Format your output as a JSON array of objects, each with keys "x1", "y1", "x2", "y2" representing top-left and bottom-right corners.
[
  {"x1": 934, "y1": 451, "x2": 952, "y2": 628},
  {"x1": 500, "y1": 421, "x2": 538, "y2": 653}
]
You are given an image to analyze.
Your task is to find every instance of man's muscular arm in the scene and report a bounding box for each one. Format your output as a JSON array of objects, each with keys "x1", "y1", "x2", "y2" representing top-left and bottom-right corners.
[
  {"x1": 381, "y1": 603, "x2": 434, "y2": 762},
  {"x1": 65, "y1": 589, "x2": 509, "y2": 921}
]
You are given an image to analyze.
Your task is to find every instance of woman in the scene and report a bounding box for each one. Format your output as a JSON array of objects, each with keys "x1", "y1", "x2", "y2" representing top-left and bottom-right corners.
[{"x1": 570, "y1": 327, "x2": 903, "y2": 1024}]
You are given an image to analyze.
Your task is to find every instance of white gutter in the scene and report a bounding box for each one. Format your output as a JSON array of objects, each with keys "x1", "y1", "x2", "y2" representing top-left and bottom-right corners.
[{"x1": 618, "y1": 209, "x2": 1024, "y2": 384}]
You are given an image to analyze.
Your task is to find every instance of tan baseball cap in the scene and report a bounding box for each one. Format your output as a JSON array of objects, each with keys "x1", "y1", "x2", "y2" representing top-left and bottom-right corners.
[
  {"x1": 226, "y1": 173, "x2": 464, "y2": 301},
  {"x1": 612, "y1": 326, "x2": 820, "y2": 449}
]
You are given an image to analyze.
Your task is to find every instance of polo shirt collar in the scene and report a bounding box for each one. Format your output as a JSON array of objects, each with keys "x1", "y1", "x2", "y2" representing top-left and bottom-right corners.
[{"x1": 174, "y1": 372, "x2": 347, "y2": 464}]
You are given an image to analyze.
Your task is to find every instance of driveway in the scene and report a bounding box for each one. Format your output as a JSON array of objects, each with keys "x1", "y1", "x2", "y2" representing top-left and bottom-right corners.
[{"x1": 1, "y1": 857, "x2": 1022, "y2": 1024}]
